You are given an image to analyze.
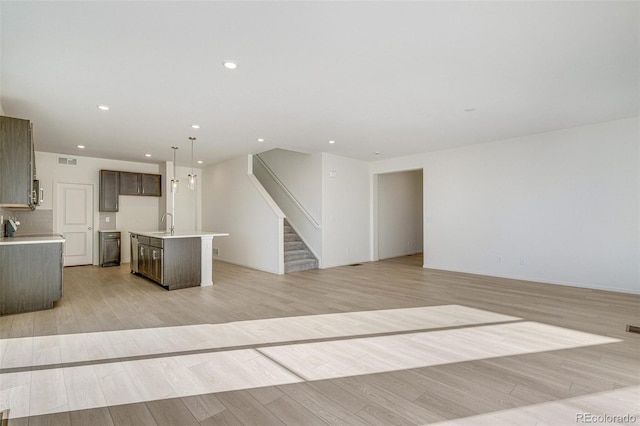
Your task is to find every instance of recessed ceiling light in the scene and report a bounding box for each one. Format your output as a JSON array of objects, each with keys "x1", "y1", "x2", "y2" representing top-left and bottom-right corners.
[
  {"x1": 223, "y1": 60, "x2": 238, "y2": 70},
  {"x1": 257, "y1": 138, "x2": 265, "y2": 142},
  {"x1": 97, "y1": 105, "x2": 110, "y2": 111},
  {"x1": 329, "y1": 140, "x2": 336, "y2": 144},
  {"x1": 374, "y1": 152, "x2": 380, "y2": 156},
  {"x1": 197, "y1": 160, "x2": 203, "y2": 164},
  {"x1": 191, "y1": 124, "x2": 200, "y2": 129},
  {"x1": 76, "y1": 145, "x2": 85, "y2": 149},
  {"x1": 464, "y1": 107, "x2": 476, "y2": 112},
  {"x1": 145, "y1": 154, "x2": 152, "y2": 157}
]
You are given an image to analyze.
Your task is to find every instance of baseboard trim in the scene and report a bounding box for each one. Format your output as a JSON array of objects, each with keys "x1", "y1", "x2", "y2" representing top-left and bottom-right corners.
[
  {"x1": 214, "y1": 256, "x2": 283, "y2": 275},
  {"x1": 422, "y1": 265, "x2": 640, "y2": 295}
]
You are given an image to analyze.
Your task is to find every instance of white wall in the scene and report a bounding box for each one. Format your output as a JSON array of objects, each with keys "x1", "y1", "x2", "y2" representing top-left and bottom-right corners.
[
  {"x1": 254, "y1": 149, "x2": 322, "y2": 260},
  {"x1": 377, "y1": 170, "x2": 423, "y2": 259},
  {"x1": 371, "y1": 117, "x2": 640, "y2": 294},
  {"x1": 161, "y1": 163, "x2": 202, "y2": 233},
  {"x1": 201, "y1": 155, "x2": 284, "y2": 274},
  {"x1": 35, "y1": 152, "x2": 161, "y2": 264},
  {"x1": 257, "y1": 149, "x2": 322, "y2": 221},
  {"x1": 321, "y1": 153, "x2": 370, "y2": 268}
]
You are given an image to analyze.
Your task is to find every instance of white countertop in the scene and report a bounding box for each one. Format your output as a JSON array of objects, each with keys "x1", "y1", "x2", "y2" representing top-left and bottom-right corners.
[
  {"x1": 0, "y1": 235, "x2": 65, "y2": 245},
  {"x1": 131, "y1": 231, "x2": 229, "y2": 239}
]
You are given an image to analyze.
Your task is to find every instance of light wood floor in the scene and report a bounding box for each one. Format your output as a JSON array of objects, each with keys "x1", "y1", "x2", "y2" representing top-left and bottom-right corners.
[{"x1": 1, "y1": 255, "x2": 639, "y2": 425}]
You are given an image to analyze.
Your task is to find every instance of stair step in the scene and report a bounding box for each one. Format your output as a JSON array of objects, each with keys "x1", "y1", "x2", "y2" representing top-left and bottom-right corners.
[
  {"x1": 284, "y1": 241, "x2": 305, "y2": 251},
  {"x1": 282, "y1": 219, "x2": 317, "y2": 273},
  {"x1": 285, "y1": 258, "x2": 318, "y2": 273},
  {"x1": 285, "y1": 249, "x2": 314, "y2": 261},
  {"x1": 284, "y1": 232, "x2": 300, "y2": 242}
]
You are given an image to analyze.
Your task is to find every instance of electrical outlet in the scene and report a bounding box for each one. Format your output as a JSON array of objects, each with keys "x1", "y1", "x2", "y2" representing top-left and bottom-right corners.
[
  {"x1": 212, "y1": 248, "x2": 219, "y2": 256},
  {"x1": 105, "y1": 216, "x2": 110, "y2": 223},
  {"x1": 520, "y1": 258, "x2": 527, "y2": 266}
]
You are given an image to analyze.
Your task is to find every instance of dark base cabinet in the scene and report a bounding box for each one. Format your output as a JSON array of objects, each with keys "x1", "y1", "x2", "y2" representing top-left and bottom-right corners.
[
  {"x1": 99, "y1": 231, "x2": 121, "y2": 266},
  {"x1": 133, "y1": 235, "x2": 201, "y2": 290},
  {"x1": 0, "y1": 242, "x2": 64, "y2": 315}
]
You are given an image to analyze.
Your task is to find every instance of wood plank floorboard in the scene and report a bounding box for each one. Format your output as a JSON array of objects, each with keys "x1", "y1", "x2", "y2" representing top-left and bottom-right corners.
[
  {"x1": 108, "y1": 403, "x2": 157, "y2": 426},
  {"x1": 264, "y1": 395, "x2": 327, "y2": 426},
  {"x1": 68, "y1": 407, "x2": 114, "y2": 426},
  {"x1": 145, "y1": 398, "x2": 199, "y2": 426},
  {"x1": 198, "y1": 408, "x2": 243, "y2": 426},
  {"x1": 278, "y1": 382, "x2": 370, "y2": 426},
  {"x1": 1, "y1": 254, "x2": 638, "y2": 425},
  {"x1": 181, "y1": 394, "x2": 227, "y2": 422},
  {"x1": 27, "y1": 412, "x2": 71, "y2": 426},
  {"x1": 214, "y1": 391, "x2": 285, "y2": 426}
]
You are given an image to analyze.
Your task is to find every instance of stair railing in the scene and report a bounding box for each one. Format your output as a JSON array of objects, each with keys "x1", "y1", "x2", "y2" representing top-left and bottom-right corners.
[{"x1": 254, "y1": 154, "x2": 321, "y2": 229}]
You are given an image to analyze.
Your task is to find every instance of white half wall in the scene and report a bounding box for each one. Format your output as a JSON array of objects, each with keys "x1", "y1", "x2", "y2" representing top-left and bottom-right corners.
[
  {"x1": 254, "y1": 149, "x2": 322, "y2": 261},
  {"x1": 202, "y1": 155, "x2": 284, "y2": 274},
  {"x1": 321, "y1": 153, "x2": 370, "y2": 268},
  {"x1": 35, "y1": 152, "x2": 161, "y2": 264},
  {"x1": 257, "y1": 149, "x2": 322, "y2": 221},
  {"x1": 377, "y1": 170, "x2": 423, "y2": 259},
  {"x1": 371, "y1": 117, "x2": 640, "y2": 294}
]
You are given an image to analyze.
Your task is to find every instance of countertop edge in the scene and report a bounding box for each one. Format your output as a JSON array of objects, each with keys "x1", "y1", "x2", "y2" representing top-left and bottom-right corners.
[
  {"x1": 0, "y1": 237, "x2": 65, "y2": 245},
  {"x1": 130, "y1": 231, "x2": 230, "y2": 239}
]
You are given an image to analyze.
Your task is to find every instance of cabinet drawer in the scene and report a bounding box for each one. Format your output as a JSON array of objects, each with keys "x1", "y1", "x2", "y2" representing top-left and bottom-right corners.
[
  {"x1": 138, "y1": 236, "x2": 150, "y2": 245},
  {"x1": 150, "y1": 237, "x2": 163, "y2": 248}
]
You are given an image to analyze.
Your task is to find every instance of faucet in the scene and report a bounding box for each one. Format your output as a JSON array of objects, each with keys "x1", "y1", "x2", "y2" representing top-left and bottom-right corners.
[
  {"x1": 6, "y1": 218, "x2": 20, "y2": 238},
  {"x1": 161, "y1": 213, "x2": 174, "y2": 235}
]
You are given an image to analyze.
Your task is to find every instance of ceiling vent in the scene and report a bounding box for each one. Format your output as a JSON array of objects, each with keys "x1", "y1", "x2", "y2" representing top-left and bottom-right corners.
[{"x1": 58, "y1": 157, "x2": 77, "y2": 165}]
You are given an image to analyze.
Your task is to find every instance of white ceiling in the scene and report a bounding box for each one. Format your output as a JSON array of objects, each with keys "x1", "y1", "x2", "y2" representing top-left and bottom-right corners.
[{"x1": 1, "y1": 1, "x2": 638, "y2": 167}]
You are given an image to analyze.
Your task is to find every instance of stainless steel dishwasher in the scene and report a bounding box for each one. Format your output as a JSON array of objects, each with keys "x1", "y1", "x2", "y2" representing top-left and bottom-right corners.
[{"x1": 130, "y1": 233, "x2": 138, "y2": 273}]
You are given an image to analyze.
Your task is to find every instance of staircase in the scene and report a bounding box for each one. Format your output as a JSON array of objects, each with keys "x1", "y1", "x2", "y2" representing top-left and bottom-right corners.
[{"x1": 284, "y1": 220, "x2": 318, "y2": 273}]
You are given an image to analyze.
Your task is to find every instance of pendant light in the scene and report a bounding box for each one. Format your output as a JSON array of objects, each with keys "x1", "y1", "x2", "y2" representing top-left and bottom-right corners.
[
  {"x1": 188, "y1": 137, "x2": 197, "y2": 190},
  {"x1": 171, "y1": 146, "x2": 179, "y2": 193}
]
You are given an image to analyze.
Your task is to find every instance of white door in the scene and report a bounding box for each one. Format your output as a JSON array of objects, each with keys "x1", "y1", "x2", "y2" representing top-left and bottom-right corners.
[{"x1": 56, "y1": 183, "x2": 94, "y2": 266}]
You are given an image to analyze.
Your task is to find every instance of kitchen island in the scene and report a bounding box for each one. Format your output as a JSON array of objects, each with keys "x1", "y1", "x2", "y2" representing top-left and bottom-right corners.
[
  {"x1": 0, "y1": 235, "x2": 65, "y2": 315},
  {"x1": 129, "y1": 231, "x2": 228, "y2": 290}
]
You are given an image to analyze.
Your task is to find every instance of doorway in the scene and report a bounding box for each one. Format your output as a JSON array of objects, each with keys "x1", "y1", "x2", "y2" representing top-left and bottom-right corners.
[
  {"x1": 376, "y1": 169, "x2": 423, "y2": 261},
  {"x1": 56, "y1": 182, "x2": 94, "y2": 266}
]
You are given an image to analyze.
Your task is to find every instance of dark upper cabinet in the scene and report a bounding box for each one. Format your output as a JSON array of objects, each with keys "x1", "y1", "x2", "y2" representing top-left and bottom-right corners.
[
  {"x1": 119, "y1": 172, "x2": 161, "y2": 196},
  {"x1": 99, "y1": 170, "x2": 161, "y2": 211},
  {"x1": 141, "y1": 173, "x2": 161, "y2": 196},
  {"x1": 99, "y1": 170, "x2": 119, "y2": 212},
  {"x1": 119, "y1": 171, "x2": 141, "y2": 195},
  {"x1": 0, "y1": 116, "x2": 35, "y2": 210}
]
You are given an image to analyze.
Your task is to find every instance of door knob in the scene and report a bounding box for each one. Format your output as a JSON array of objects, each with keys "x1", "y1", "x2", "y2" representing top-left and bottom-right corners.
[{"x1": 88, "y1": 227, "x2": 92, "y2": 230}]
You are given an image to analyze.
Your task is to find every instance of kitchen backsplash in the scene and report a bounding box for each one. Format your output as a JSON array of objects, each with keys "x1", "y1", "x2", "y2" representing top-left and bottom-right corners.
[
  {"x1": 99, "y1": 212, "x2": 117, "y2": 230},
  {"x1": 10, "y1": 209, "x2": 54, "y2": 236},
  {"x1": 0, "y1": 208, "x2": 117, "y2": 236}
]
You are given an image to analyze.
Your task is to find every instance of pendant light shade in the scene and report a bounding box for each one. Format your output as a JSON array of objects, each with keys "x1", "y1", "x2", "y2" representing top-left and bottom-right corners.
[
  {"x1": 188, "y1": 137, "x2": 197, "y2": 190},
  {"x1": 171, "y1": 146, "x2": 179, "y2": 193}
]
